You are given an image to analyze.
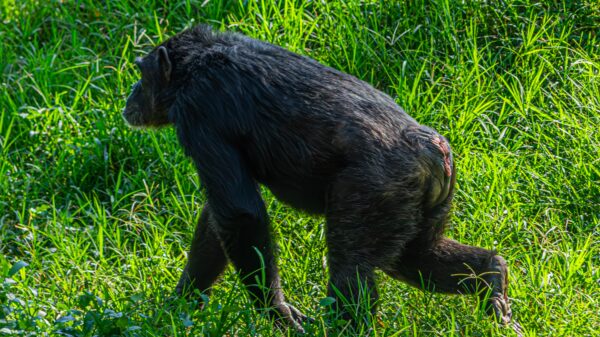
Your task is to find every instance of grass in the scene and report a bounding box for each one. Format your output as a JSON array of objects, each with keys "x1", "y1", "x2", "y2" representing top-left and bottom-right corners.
[{"x1": 1, "y1": 0, "x2": 598, "y2": 336}]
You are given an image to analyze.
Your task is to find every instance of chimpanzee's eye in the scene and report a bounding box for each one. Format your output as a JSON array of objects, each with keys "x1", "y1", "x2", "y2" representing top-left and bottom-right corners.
[{"x1": 134, "y1": 57, "x2": 143, "y2": 69}]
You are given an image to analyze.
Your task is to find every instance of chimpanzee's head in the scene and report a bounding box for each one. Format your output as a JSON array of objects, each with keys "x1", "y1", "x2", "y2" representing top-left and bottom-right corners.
[{"x1": 123, "y1": 46, "x2": 174, "y2": 127}]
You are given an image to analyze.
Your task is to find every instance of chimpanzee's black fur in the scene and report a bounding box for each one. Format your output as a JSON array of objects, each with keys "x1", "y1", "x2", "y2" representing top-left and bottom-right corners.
[{"x1": 123, "y1": 25, "x2": 515, "y2": 333}]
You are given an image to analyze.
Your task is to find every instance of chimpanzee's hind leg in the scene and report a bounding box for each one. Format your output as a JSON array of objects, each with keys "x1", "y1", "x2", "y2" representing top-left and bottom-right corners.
[
  {"x1": 381, "y1": 126, "x2": 517, "y2": 330},
  {"x1": 324, "y1": 169, "x2": 424, "y2": 330},
  {"x1": 385, "y1": 237, "x2": 514, "y2": 325}
]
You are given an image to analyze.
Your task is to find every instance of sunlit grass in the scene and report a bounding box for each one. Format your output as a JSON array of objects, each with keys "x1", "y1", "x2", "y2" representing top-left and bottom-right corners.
[{"x1": 1, "y1": 1, "x2": 598, "y2": 336}]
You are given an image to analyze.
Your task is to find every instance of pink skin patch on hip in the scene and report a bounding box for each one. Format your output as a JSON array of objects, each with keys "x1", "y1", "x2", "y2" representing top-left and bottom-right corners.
[{"x1": 431, "y1": 136, "x2": 452, "y2": 177}]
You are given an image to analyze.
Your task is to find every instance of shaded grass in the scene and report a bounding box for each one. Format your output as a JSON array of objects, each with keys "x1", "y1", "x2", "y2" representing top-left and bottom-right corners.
[{"x1": 1, "y1": 0, "x2": 599, "y2": 336}]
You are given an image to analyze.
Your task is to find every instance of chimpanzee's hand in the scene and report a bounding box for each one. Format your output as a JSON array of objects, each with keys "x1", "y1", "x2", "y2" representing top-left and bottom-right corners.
[{"x1": 271, "y1": 302, "x2": 310, "y2": 334}]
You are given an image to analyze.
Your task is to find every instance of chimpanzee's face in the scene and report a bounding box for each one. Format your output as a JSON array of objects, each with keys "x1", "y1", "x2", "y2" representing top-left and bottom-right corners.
[{"x1": 123, "y1": 47, "x2": 172, "y2": 127}]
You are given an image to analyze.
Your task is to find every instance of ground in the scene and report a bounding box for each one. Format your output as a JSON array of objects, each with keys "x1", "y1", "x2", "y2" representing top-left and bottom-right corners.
[{"x1": 0, "y1": 1, "x2": 598, "y2": 336}]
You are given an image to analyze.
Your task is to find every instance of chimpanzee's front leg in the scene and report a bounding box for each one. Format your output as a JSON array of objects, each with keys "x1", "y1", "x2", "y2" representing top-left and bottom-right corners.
[
  {"x1": 185, "y1": 130, "x2": 306, "y2": 332},
  {"x1": 176, "y1": 204, "x2": 228, "y2": 299}
]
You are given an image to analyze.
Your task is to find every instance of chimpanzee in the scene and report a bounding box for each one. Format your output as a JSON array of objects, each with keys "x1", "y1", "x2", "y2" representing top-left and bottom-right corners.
[{"x1": 122, "y1": 25, "x2": 515, "y2": 332}]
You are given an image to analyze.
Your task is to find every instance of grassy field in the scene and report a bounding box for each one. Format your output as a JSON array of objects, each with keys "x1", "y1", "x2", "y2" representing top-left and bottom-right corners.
[{"x1": 1, "y1": 0, "x2": 599, "y2": 336}]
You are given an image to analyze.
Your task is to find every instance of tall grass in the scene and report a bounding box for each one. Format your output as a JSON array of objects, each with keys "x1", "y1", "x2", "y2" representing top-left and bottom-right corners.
[{"x1": 1, "y1": 1, "x2": 598, "y2": 336}]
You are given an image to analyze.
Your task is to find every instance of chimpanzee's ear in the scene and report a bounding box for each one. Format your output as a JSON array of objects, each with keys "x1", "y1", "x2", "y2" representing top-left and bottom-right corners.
[{"x1": 158, "y1": 46, "x2": 172, "y2": 82}]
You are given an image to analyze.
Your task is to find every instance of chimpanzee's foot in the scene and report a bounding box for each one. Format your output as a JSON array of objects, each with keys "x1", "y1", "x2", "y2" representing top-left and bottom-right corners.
[
  {"x1": 483, "y1": 255, "x2": 512, "y2": 323},
  {"x1": 483, "y1": 255, "x2": 523, "y2": 336}
]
